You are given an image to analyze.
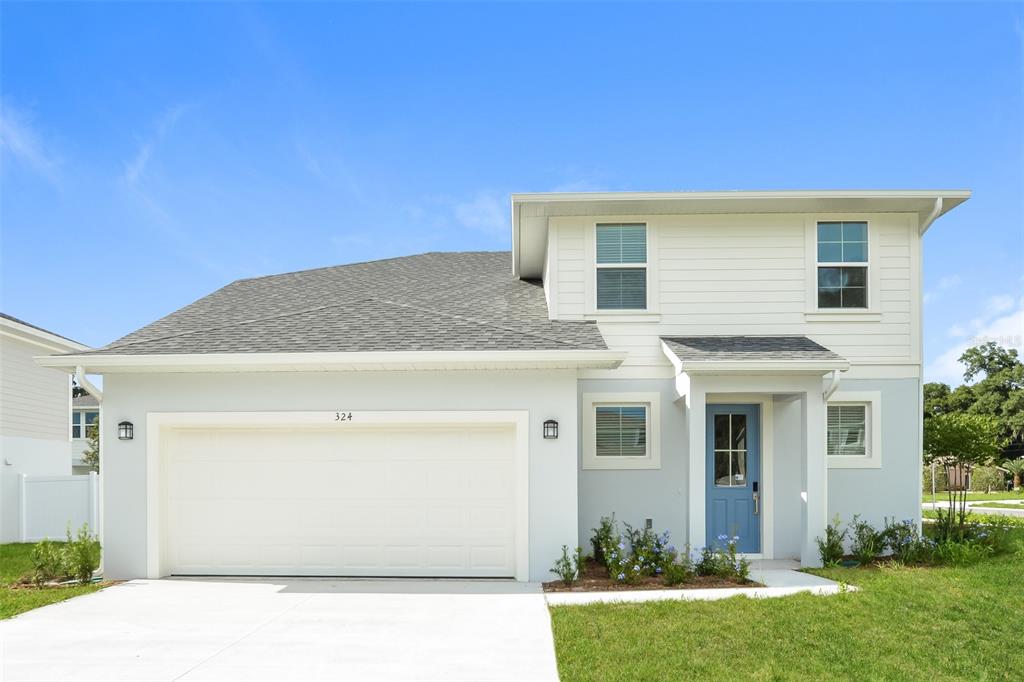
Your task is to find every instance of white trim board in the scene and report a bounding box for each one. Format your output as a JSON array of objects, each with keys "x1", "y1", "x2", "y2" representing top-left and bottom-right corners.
[{"x1": 145, "y1": 410, "x2": 531, "y2": 581}]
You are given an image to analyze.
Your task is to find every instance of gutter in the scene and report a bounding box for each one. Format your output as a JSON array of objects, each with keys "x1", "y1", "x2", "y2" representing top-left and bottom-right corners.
[
  {"x1": 75, "y1": 366, "x2": 103, "y2": 402},
  {"x1": 823, "y1": 369, "x2": 841, "y2": 400},
  {"x1": 919, "y1": 197, "x2": 944, "y2": 235}
]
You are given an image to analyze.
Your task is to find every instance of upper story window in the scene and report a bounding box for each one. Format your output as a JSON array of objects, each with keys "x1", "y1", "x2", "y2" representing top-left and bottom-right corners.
[
  {"x1": 816, "y1": 221, "x2": 868, "y2": 308},
  {"x1": 72, "y1": 410, "x2": 98, "y2": 439},
  {"x1": 596, "y1": 223, "x2": 647, "y2": 310}
]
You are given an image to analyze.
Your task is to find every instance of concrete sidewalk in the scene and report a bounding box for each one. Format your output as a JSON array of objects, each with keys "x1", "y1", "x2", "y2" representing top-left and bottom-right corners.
[{"x1": 0, "y1": 578, "x2": 560, "y2": 682}]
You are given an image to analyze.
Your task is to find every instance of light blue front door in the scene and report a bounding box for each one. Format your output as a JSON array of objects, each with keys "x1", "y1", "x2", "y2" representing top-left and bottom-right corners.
[{"x1": 706, "y1": 404, "x2": 761, "y2": 553}]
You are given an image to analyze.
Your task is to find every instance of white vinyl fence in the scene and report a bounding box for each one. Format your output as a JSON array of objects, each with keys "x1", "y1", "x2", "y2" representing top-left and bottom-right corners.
[{"x1": 20, "y1": 472, "x2": 98, "y2": 542}]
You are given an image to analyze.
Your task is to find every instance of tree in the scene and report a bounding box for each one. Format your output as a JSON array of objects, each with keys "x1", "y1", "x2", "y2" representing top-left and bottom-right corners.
[
  {"x1": 81, "y1": 424, "x2": 99, "y2": 473},
  {"x1": 958, "y1": 342, "x2": 1024, "y2": 450},
  {"x1": 923, "y1": 413, "x2": 1005, "y2": 540},
  {"x1": 70, "y1": 377, "x2": 88, "y2": 399},
  {"x1": 1003, "y1": 459, "x2": 1024, "y2": 491}
]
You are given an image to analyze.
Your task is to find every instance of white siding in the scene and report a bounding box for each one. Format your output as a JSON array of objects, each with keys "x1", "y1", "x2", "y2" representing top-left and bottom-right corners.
[
  {"x1": 548, "y1": 212, "x2": 919, "y2": 372},
  {"x1": 0, "y1": 335, "x2": 70, "y2": 441}
]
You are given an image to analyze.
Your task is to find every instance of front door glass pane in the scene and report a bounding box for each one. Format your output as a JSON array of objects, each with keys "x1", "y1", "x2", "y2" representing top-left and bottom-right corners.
[{"x1": 714, "y1": 413, "x2": 749, "y2": 487}]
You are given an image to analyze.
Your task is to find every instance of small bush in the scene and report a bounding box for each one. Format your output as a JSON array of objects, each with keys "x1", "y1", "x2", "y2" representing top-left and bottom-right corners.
[
  {"x1": 63, "y1": 523, "x2": 101, "y2": 584},
  {"x1": 590, "y1": 515, "x2": 617, "y2": 567},
  {"x1": 30, "y1": 539, "x2": 67, "y2": 585},
  {"x1": 849, "y1": 515, "x2": 884, "y2": 566},
  {"x1": 970, "y1": 466, "x2": 1005, "y2": 493},
  {"x1": 623, "y1": 523, "x2": 673, "y2": 574},
  {"x1": 883, "y1": 518, "x2": 931, "y2": 563},
  {"x1": 816, "y1": 515, "x2": 847, "y2": 566},
  {"x1": 550, "y1": 545, "x2": 583, "y2": 586},
  {"x1": 662, "y1": 561, "x2": 692, "y2": 586},
  {"x1": 696, "y1": 536, "x2": 750, "y2": 581}
]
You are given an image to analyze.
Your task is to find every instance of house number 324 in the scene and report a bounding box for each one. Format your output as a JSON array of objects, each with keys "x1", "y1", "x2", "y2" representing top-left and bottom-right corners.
[{"x1": 334, "y1": 412, "x2": 353, "y2": 422}]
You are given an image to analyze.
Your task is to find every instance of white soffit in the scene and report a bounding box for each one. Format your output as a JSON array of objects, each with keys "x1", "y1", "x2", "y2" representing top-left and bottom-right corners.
[{"x1": 512, "y1": 189, "x2": 971, "y2": 278}]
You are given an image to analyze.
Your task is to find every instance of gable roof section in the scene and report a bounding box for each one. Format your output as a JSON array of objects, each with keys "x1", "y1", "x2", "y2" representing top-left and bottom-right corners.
[
  {"x1": 1, "y1": 312, "x2": 89, "y2": 353},
  {"x1": 77, "y1": 252, "x2": 608, "y2": 356}
]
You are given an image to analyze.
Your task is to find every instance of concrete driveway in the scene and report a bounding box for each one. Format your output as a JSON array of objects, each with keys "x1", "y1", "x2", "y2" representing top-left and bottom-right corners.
[{"x1": 0, "y1": 578, "x2": 560, "y2": 682}]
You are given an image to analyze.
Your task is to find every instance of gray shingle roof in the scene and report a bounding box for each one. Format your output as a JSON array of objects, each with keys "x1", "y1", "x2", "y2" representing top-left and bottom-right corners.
[
  {"x1": 83, "y1": 252, "x2": 607, "y2": 355},
  {"x1": 1, "y1": 312, "x2": 85, "y2": 346},
  {"x1": 73, "y1": 394, "x2": 99, "y2": 408},
  {"x1": 661, "y1": 336, "x2": 846, "y2": 363}
]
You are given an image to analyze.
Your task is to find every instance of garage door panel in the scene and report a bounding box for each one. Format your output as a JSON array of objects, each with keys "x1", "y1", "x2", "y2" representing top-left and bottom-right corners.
[{"x1": 165, "y1": 422, "x2": 517, "y2": 577}]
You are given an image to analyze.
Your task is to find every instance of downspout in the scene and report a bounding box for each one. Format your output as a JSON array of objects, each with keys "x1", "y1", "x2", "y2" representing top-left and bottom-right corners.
[
  {"x1": 75, "y1": 366, "x2": 102, "y2": 402},
  {"x1": 823, "y1": 368, "x2": 841, "y2": 401}
]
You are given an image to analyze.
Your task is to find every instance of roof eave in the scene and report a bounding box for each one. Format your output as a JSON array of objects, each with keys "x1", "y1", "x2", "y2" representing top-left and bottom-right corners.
[
  {"x1": 35, "y1": 349, "x2": 627, "y2": 374},
  {"x1": 676, "y1": 359, "x2": 851, "y2": 376},
  {"x1": 1, "y1": 318, "x2": 90, "y2": 354}
]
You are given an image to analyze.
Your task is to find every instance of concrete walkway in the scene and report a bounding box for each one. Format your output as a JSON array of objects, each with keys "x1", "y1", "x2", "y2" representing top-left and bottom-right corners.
[
  {"x1": 545, "y1": 559, "x2": 851, "y2": 606},
  {"x1": 0, "y1": 578, "x2": 560, "y2": 682}
]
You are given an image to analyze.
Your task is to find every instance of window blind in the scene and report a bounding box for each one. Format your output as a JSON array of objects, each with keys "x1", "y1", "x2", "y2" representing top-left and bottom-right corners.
[
  {"x1": 595, "y1": 406, "x2": 647, "y2": 457},
  {"x1": 827, "y1": 405, "x2": 866, "y2": 456}
]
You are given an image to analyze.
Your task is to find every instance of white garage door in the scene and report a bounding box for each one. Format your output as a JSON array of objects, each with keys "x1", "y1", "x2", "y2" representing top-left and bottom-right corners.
[{"x1": 163, "y1": 423, "x2": 517, "y2": 577}]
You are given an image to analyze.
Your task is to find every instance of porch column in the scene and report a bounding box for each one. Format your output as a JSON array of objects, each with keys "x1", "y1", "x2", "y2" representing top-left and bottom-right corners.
[
  {"x1": 686, "y1": 376, "x2": 706, "y2": 552},
  {"x1": 801, "y1": 388, "x2": 827, "y2": 566}
]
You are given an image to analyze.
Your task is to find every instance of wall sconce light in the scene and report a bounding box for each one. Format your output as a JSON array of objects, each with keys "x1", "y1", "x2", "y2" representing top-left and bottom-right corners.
[
  {"x1": 543, "y1": 419, "x2": 559, "y2": 439},
  {"x1": 118, "y1": 421, "x2": 134, "y2": 441}
]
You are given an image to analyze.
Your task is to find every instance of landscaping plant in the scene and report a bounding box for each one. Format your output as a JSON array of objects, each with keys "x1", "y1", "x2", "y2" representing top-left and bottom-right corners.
[
  {"x1": 923, "y1": 412, "x2": 1006, "y2": 541},
  {"x1": 550, "y1": 545, "x2": 583, "y2": 586},
  {"x1": 849, "y1": 515, "x2": 884, "y2": 566},
  {"x1": 816, "y1": 515, "x2": 847, "y2": 566},
  {"x1": 29, "y1": 539, "x2": 66, "y2": 586},
  {"x1": 696, "y1": 536, "x2": 750, "y2": 581},
  {"x1": 63, "y1": 523, "x2": 101, "y2": 584},
  {"x1": 1003, "y1": 458, "x2": 1024, "y2": 491},
  {"x1": 590, "y1": 515, "x2": 617, "y2": 567}
]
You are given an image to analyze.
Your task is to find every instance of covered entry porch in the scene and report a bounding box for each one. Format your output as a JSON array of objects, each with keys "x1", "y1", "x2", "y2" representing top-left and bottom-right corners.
[{"x1": 662, "y1": 336, "x2": 850, "y2": 566}]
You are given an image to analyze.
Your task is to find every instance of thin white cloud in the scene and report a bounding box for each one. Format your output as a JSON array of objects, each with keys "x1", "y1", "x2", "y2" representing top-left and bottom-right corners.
[
  {"x1": 926, "y1": 298, "x2": 1024, "y2": 384},
  {"x1": 947, "y1": 324, "x2": 967, "y2": 338},
  {"x1": 0, "y1": 103, "x2": 61, "y2": 184},
  {"x1": 923, "y1": 273, "x2": 962, "y2": 306},
  {"x1": 453, "y1": 192, "x2": 508, "y2": 236},
  {"x1": 122, "y1": 104, "x2": 188, "y2": 185}
]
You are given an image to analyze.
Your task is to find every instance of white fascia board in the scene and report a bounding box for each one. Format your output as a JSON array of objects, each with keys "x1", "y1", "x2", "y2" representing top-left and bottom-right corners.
[
  {"x1": 678, "y1": 359, "x2": 851, "y2": 375},
  {"x1": 35, "y1": 349, "x2": 628, "y2": 373},
  {"x1": 0, "y1": 320, "x2": 90, "y2": 354}
]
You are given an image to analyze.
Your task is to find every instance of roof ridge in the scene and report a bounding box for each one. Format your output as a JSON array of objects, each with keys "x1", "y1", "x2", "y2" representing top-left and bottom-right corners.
[{"x1": 232, "y1": 251, "x2": 512, "y2": 285}]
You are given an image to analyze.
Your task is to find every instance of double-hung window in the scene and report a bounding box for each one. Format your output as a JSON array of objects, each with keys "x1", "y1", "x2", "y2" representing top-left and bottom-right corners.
[
  {"x1": 816, "y1": 221, "x2": 868, "y2": 308},
  {"x1": 596, "y1": 223, "x2": 647, "y2": 310},
  {"x1": 72, "y1": 410, "x2": 98, "y2": 439},
  {"x1": 582, "y1": 392, "x2": 661, "y2": 469},
  {"x1": 826, "y1": 391, "x2": 882, "y2": 468}
]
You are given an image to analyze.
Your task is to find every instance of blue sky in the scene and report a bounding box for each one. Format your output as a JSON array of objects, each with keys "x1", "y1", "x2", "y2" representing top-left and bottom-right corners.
[{"x1": 1, "y1": 2, "x2": 1021, "y2": 384}]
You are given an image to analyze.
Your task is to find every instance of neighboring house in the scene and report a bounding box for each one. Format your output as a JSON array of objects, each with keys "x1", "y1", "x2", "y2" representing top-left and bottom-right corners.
[
  {"x1": 39, "y1": 189, "x2": 969, "y2": 581},
  {"x1": 0, "y1": 313, "x2": 90, "y2": 541},
  {"x1": 71, "y1": 393, "x2": 100, "y2": 475}
]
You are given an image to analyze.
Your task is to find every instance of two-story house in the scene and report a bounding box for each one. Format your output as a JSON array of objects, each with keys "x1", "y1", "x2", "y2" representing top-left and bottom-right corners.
[
  {"x1": 38, "y1": 190, "x2": 968, "y2": 581},
  {"x1": 1, "y1": 313, "x2": 90, "y2": 541}
]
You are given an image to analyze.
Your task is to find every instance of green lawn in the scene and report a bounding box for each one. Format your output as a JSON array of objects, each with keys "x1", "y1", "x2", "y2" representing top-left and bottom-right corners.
[
  {"x1": 972, "y1": 502, "x2": 1024, "y2": 510},
  {"x1": 550, "y1": 542, "x2": 1024, "y2": 680},
  {"x1": 922, "y1": 490, "x2": 1024, "y2": 503},
  {"x1": 0, "y1": 543, "x2": 102, "y2": 620}
]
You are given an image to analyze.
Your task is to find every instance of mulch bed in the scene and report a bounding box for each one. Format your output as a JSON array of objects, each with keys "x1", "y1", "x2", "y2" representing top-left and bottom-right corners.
[{"x1": 543, "y1": 557, "x2": 761, "y2": 592}]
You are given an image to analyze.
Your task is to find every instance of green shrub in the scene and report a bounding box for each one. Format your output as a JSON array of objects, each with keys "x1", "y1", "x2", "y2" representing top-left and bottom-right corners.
[
  {"x1": 922, "y1": 464, "x2": 949, "y2": 494},
  {"x1": 550, "y1": 545, "x2": 583, "y2": 586},
  {"x1": 623, "y1": 523, "x2": 673, "y2": 574},
  {"x1": 931, "y1": 540, "x2": 992, "y2": 566},
  {"x1": 696, "y1": 536, "x2": 750, "y2": 581},
  {"x1": 970, "y1": 466, "x2": 1006, "y2": 493},
  {"x1": 590, "y1": 515, "x2": 617, "y2": 567},
  {"x1": 849, "y1": 516, "x2": 884, "y2": 566},
  {"x1": 883, "y1": 519, "x2": 932, "y2": 563},
  {"x1": 30, "y1": 539, "x2": 67, "y2": 585},
  {"x1": 63, "y1": 523, "x2": 101, "y2": 584},
  {"x1": 816, "y1": 515, "x2": 847, "y2": 566},
  {"x1": 662, "y1": 561, "x2": 692, "y2": 586}
]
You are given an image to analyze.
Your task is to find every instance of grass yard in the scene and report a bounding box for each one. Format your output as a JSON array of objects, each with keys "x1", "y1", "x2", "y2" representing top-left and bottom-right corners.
[
  {"x1": 922, "y1": 490, "x2": 1024, "y2": 503},
  {"x1": 0, "y1": 543, "x2": 101, "y2": 620},
  {"x1": 972, "y1": 502, "x2": 1024, "y2": 510},
  {"x1": 550, "y1": 538, "x2": 1024, "y2": 680}
]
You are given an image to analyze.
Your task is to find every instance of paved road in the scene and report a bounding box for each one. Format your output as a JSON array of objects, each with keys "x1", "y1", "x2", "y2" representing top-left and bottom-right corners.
[
  {"x1": 0, "y1": 578, "x2": 560, "y2": 681},
  {"x1": 922, "y1": 498, "x2": 1024, "y2": 517}
]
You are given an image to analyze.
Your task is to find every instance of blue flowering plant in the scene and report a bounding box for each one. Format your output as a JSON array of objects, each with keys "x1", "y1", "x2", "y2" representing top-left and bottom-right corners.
[
  {"x1": 590, "y1": 515, "x2": 618, "y2": 567},
  {"x1": 696, "y1": 535, "x2": 751, "y2": 581}
]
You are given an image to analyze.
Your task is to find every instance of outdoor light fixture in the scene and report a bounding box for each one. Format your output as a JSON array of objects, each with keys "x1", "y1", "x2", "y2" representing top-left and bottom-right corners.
[
  {"x1": 543, "y1": 419, "x2": 559, "y2": 439},
  {"x1": 118, "y1": 421, "x2": 134, "y2": 441}
]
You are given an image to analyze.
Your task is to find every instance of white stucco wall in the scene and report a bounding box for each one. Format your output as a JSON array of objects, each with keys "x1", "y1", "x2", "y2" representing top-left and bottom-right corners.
[{"x1": 99, "y1": 369, "x2": 579, "y2": 582}]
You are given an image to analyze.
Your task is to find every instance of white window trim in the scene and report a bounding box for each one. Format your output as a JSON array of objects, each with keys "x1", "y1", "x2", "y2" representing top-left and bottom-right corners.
[
  {"x1": 582, "y1": 392, "x2": 661, "y2": 470},
  {"x1": 804, "y1": 215, "x2": 881, "y2": 319},
  {"x1": 72, "y1": 408, "x2": 99, "y2": 440},
  {"x1": 584, "y1": 219, "x2": 660, "y2": 317},
  {"x1": 826, "y1": 390, "x2": 882, "y2": 469}
]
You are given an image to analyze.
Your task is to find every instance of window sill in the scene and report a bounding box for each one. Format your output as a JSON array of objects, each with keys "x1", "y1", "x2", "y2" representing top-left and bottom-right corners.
[
  {"x1": 805, "y1": 310, "x2": 882, "y2": 322},
  {"x1": 582, "y1": 457, "x2": 662, "y2": 471},
  {"x1": 827, "y1": 456, "x2": 881, "y2": 470},
  {"x1": 587, "y1": 311, "x2": 662, "y2": 323}
]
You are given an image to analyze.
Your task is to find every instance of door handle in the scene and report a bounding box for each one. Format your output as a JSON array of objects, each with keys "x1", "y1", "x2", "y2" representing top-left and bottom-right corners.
[{"x1": 752, "y1": 481, "x2": 760, "y2": 515}]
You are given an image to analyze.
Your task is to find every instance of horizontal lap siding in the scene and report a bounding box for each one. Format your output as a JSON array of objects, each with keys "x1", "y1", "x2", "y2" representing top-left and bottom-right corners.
[
  {"x1": 0, "y1": 336, "x2": 69, "y2": 440},
  {"x1": 549, "y1": 213, "x2": 917, "y2": 368}
]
